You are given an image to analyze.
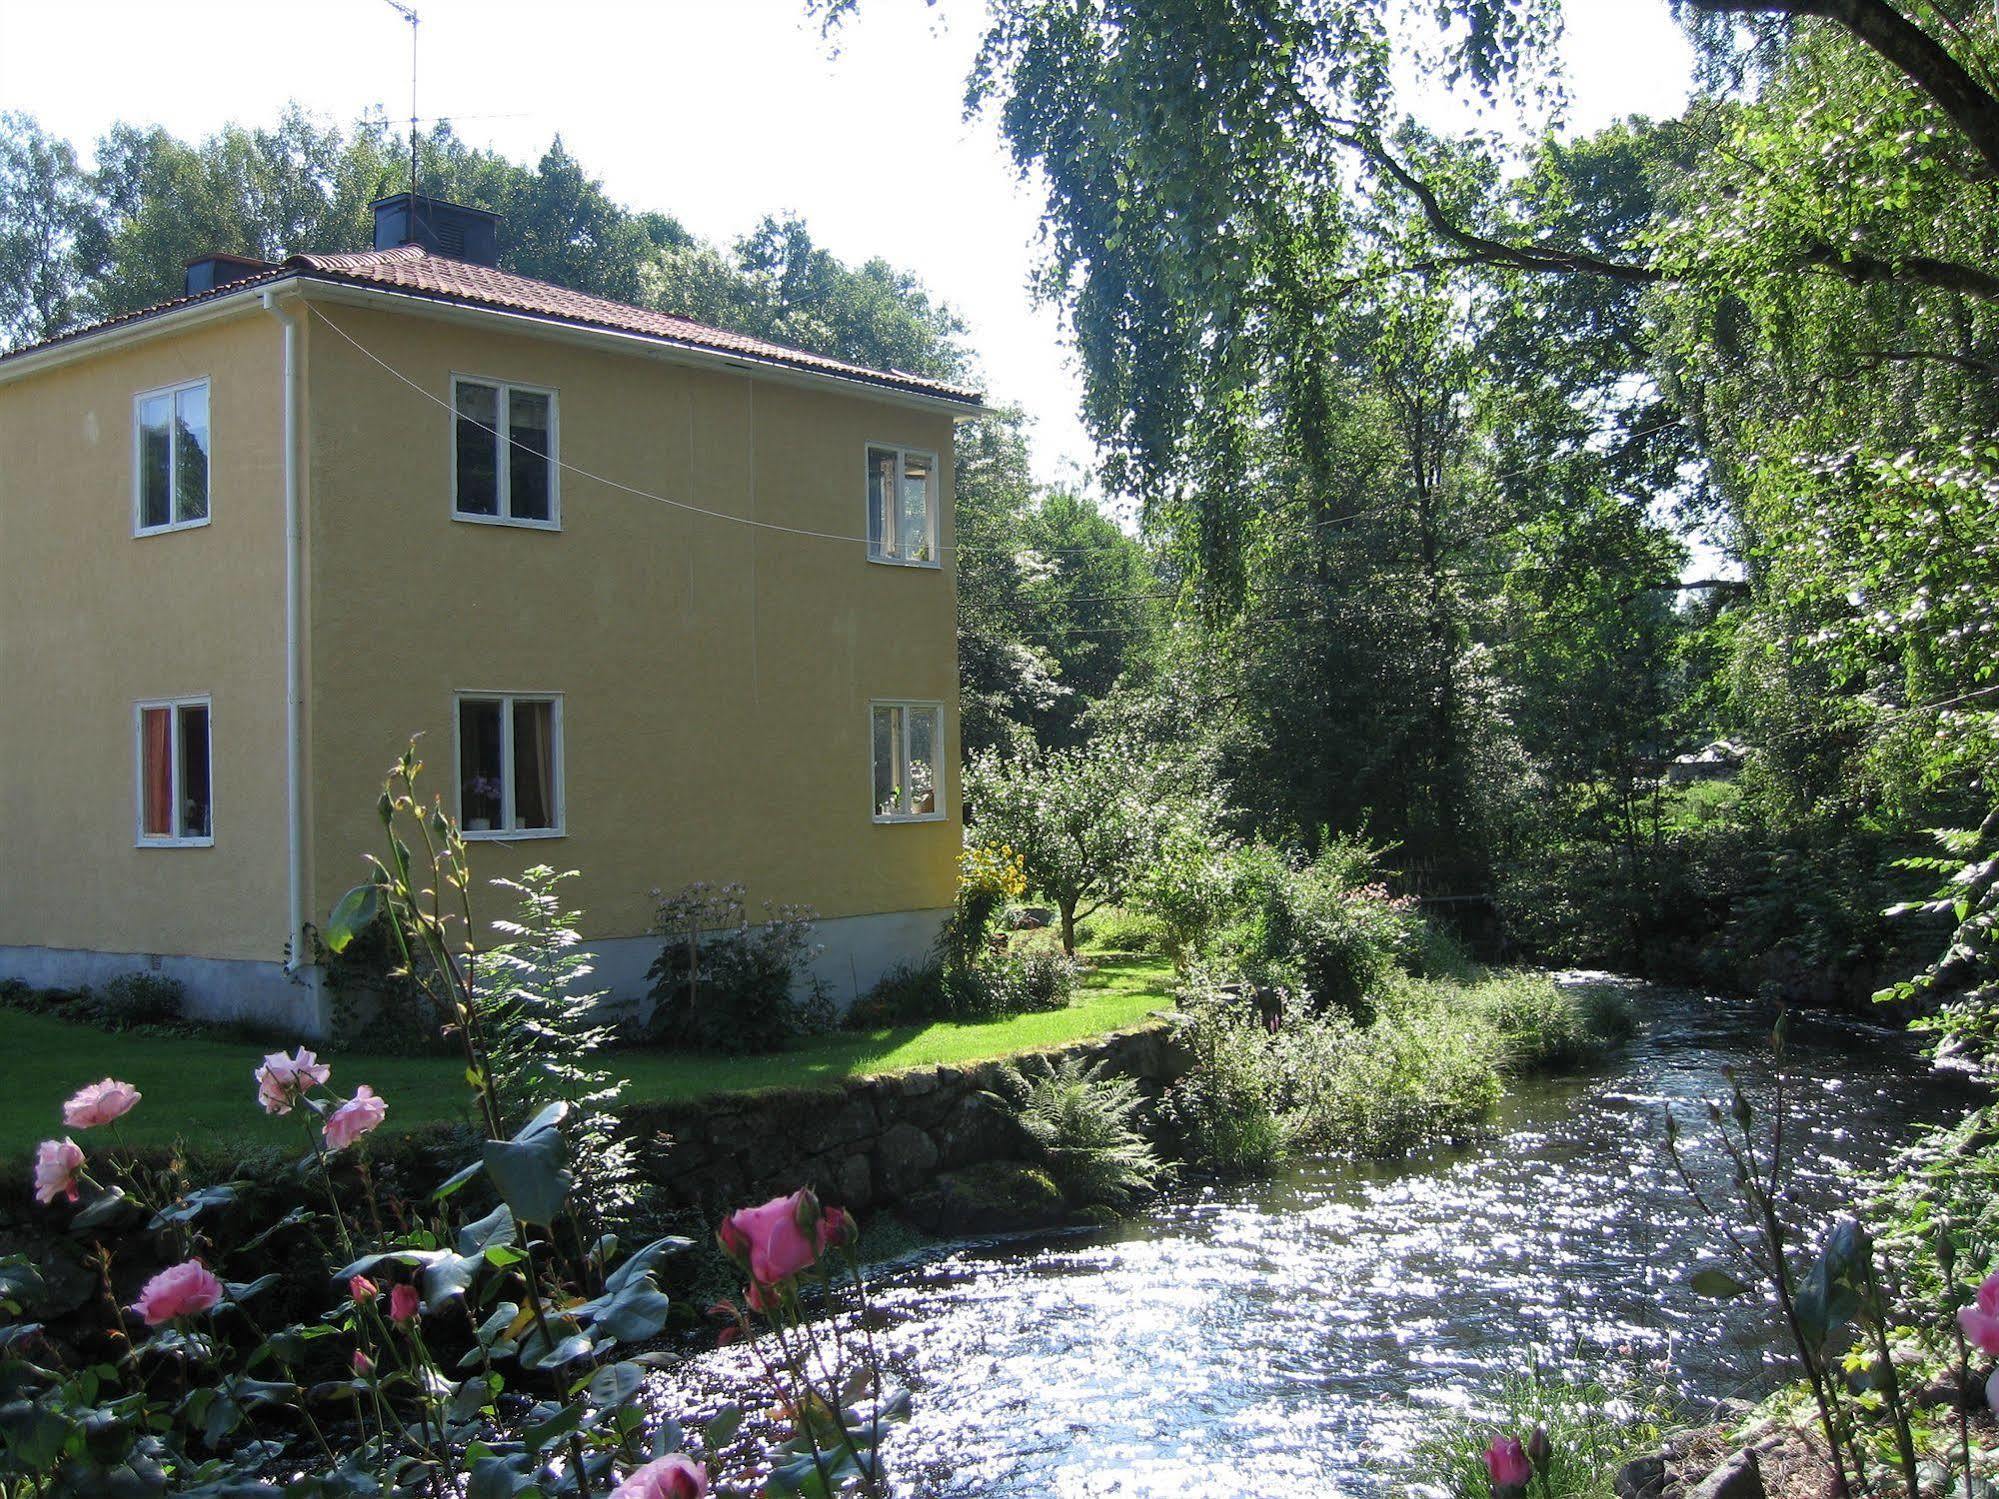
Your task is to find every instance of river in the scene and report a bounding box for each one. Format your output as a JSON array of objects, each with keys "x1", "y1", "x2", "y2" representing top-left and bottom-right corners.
[{"x1": 660, "y1": 979, "x2": 1970, "y2": 1496}]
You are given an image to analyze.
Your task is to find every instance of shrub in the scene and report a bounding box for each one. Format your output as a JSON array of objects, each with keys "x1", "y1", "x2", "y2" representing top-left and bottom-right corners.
[
  {"x1": 851, "y1": 958, "x2": 948, "y2": 1025},
  {"x1": 1075, "y1": 906, "x2": 1169, "y2": 954},
  {"x1": 1004, "y1": 1055, "x2": 1165, "y2": 1213},
  {"x1": 1195, "y1": 837, "x2": 1419, "y2": 1021},
  {"x1": 1278, "y1": 976, "x2": 1503, "y2": 1157},
  {"x1": 87, "y1": 971, "x2": 185, "y2": 1029},
  {"x1": 1157, "y1": 979, "x2": 1289, "y2": 1175},
  {"x1": 642, "y1": 883, "x2": 828, "y2": 1053}
]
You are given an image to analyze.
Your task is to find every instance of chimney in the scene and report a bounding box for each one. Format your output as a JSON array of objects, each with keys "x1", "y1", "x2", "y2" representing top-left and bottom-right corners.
[
  {"x1": 371, "y1": 192, "x2": 501, "y2": 267},
  {"x1": 184, "y1": 252, "x2": 275, "y2": 296}
]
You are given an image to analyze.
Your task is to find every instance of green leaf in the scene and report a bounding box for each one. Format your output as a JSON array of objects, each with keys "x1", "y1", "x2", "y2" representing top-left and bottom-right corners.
[
  {"x1": 456, "y1": 1204, "x2": 517, "y2": 1256},
  {"x1": 71, "y1": 1186, "x2": 142, "y2": 1232},
  {"x1": 148, "y1": 1182, "x2": 245, "y2": 1231},
  {"x1": 482, "y1": 1128, "x2": 572, "y2": 1227},
  {"x1": 1690, "y1": 1267, "x2": 1753, "y2": 1299},
  {"x1": 521, "y1": 1399, "x2": 584, "y2": 1454},
  {"x1": 325, "y1": 884, "x2": 382, "y2": 954},
  {"x1": 465, "y1": 1454, "x2": 539, "y2": 1499}
]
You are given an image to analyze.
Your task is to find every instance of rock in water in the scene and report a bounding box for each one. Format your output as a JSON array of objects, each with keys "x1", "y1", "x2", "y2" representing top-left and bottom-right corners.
[
  {"x1": 1614, "y1": 1454, "x2": 1668, "y2": 1499},
  {"x1": 1686, "y1": 1450, "x2": 1762, "y2": 1499}
]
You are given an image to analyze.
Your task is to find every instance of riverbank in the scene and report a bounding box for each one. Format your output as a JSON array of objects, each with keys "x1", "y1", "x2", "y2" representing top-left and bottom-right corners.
[{"x1": 648, "y1": 984, "x2": 1965, "y2": 1495}]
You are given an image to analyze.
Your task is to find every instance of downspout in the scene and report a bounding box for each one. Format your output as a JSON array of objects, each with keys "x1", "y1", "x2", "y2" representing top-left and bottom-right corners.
[{"x1": 260, "y1": 289, "x2": 307, "y2": 997}]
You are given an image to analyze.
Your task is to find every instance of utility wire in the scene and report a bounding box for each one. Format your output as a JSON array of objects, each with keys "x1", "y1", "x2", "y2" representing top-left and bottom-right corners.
[{"x1": 311, "y1": 304, "x2": 1689, "y2": 565}]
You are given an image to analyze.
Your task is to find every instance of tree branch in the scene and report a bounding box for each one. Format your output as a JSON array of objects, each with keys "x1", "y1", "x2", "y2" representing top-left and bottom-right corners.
[
  {"x1": 1338, "y1": 127, "x2": 1999, "y2": 304},
  {"x1": 1683, "y1": 0, "x2": 1999, "y2": 177},
  {"x1": 1846, "y1": 346, "x2": 1999, "y2": 377},
  {"x1": 1341, "y1": 131, "x2": 1663, "y2": 284}
]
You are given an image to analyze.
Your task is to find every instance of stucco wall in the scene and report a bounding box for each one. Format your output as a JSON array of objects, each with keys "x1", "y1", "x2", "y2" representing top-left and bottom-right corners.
[
  {"x1": 300, "y1": 303, "x2": 962, "y2": 955},
  {"x1": 0, "y1": 311, "x2": 291, "y2": 968}
]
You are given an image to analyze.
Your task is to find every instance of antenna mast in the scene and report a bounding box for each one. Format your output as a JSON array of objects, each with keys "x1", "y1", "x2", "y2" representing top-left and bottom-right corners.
[{"x1": 382, "y1": 0, "x2": 421, "y2": 199}]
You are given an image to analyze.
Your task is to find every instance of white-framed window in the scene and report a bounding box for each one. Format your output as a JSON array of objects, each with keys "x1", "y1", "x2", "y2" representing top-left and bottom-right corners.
[
  {"x1": 871, "y1": 701, "x2": 944, "y2": 822},
  {"x1": 866, "y1": 444, "x2": 938, "y2": 565},
  {"x1": 452, "y1": 375, "x2": 559, "y2": 527},
  {"x1": 136, "y1": 697, "x2": 213, "y2": 846},
  {"x1": 456, "y1": 693, "x2": 564, "y2": 838},
  {"x1": 133, "y1": 378, "x2": 211, "y2": 534}
]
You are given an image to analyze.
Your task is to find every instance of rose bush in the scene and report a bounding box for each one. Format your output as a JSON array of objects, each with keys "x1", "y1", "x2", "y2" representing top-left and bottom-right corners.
[{"x1": 0, "y1": 747, "x2": 903, "y2": 1496}]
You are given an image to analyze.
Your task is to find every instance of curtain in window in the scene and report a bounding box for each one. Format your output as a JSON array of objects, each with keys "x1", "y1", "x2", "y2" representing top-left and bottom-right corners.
[
  {"x1": 899, "y1": 452, "x2": 932, "y2": 562},
  {"x1": 141, "y1": 707, "x2": 173, "y2": 837},
  {"x1": 514, "y1": 700, "x2": 555, "y2": 829}
]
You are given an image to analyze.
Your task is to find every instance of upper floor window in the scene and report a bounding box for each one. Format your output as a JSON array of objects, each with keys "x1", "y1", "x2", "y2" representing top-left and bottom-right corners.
[
  {"x1": 872, "y1": 701, "x2": 943, "y2": 822},
  {"x1": 453, "y1": 376, "x2": 558, "y2": 527},
  {"x1": 867, "y1": 445, "x2": 937, "y2": 565},
  {"x1": 137, "y1": 697, "x2": 212, "y2": 846},
  {"x1": 134, "y1": 379, "x2": 210, "y2": 534},
  {"x1": 457, "y1": 692, "x2": 563, "y2": 838}
]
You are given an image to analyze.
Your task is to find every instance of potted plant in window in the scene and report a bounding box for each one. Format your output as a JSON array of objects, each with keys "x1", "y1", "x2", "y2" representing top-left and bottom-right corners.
[{"x1": 466, "y1": 775, "x2": 502, "y2": 831}]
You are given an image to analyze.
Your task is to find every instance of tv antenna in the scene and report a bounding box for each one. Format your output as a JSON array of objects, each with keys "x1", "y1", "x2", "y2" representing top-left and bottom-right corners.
[{"x1": 381, "y1": 0, "x2": 421, "y2": 200}]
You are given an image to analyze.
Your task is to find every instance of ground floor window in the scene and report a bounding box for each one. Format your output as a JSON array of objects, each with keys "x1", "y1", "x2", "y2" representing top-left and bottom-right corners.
[
  {"x1": 137, "y1": 698, "x2": 212, "y2": 845},
  {"x1": 872, "y1": 701, "x2": 943, "y2": 821},
  {"x1": 457, "y1": 693, "x2": 563, "y2": 837}
]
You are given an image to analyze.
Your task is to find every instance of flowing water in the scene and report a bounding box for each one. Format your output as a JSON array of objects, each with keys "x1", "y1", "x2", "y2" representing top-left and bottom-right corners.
[{"x1": 661, "y1": 979, "x2": 1971, "y2": 1496}]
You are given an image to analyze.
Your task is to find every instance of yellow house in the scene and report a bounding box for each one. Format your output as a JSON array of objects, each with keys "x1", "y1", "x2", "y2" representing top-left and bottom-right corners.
[{"x1": 0, "y1": 195, "x2": 980, "y2": 1035}]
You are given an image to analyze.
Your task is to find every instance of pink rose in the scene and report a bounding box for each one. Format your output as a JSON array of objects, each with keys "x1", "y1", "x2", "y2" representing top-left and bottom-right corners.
[
  {"x1": 718, "y1": 1189, "x2": 831, "y2": 1287},
  {"x1": 33, "y1": 1138, "x2": 85, "y2": 1205},
  {"x1": 1978, "y1": 1270, "x2": 1999, "y2": 1316},
  {"x1": 255, "y1": 1048, "x2": 331, "y2": 1115},
  {"x1": 62, "y1": 1078, "x2": 141, "y2": 1129},
  {"x1": 818, "y1": 1204, "x2": 854, "y2": 1254},
  {"x1": 610, "y1": 1454, "x2": 708, "y2": 1499},
  {"x1": 388, "y1": 1283, "x2": 421, "y2": 1327},
  {"x1": 1959, "y1": 1301, "x2": 1999, "y2": 1357},
  {"x1": 130, "y1": 1260, "x2": 224, "y2": 1326},
  {"x1": 324, "y1": 1086, "x2": 387, "y2": 1149},
  {"x1": 1485, "y1": 1435, "x2": 1532, "y2": 1493},
  {"x1": 350, "y1": 1275, "x2": 379, "y2": 1303},
  {"x1": 352, "y1": 1349, "x2": 374, "y2": 1375}
]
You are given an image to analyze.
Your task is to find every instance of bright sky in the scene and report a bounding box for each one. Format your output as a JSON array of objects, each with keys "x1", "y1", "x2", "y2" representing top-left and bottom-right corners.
[{"x1": 0, "y1": 0, "x2": 1693, "y2": 489}]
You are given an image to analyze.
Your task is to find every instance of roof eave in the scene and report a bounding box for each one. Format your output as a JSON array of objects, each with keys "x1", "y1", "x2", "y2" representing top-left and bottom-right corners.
[
  {"x1": 0, "y1": 276, "x2": 285, "y2": 387},
  {"x1": 0, "y1": 271, "x2": 993, "y2": 418},
  {"x1": 294, "y1": 276, "x2": 991, "y2": 418}
]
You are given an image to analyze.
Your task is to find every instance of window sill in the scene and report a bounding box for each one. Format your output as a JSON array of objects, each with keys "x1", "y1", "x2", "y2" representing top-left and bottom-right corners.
[
  {"x1": 135, "y1": 516, "x2": 212, "y2": 539},
  {"x1": 452, "y1": 512, "x2": 562, "y2": 532},
  {"x1": 872, "y1": 812, "x2": 946, "y2": 825},
  {"x1": 462, "y1": 827, "x2": 566, "y2": 842},
  {"x1": 866, "y1": 552, "x2": 942, "y2": 570},
  {"x1": 136, "y1": 836, "x2": 215, "y2": 849}
]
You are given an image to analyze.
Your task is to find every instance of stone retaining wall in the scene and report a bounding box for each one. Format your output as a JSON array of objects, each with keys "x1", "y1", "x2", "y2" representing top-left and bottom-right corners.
[{"x1": 619, "y1": 1021, "x2": 1189, "y2": 1220}]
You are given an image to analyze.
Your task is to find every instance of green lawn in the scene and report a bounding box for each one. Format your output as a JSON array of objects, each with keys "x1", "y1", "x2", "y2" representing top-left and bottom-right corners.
[{"x1": 3, "y1": 954, "x2": 1175, "y2": 1161}]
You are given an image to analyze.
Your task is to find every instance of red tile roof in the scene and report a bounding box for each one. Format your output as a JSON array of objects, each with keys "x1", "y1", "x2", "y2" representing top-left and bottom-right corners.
[{"x1": 2, "y1": 246, "x2": 984, "y2": 407}]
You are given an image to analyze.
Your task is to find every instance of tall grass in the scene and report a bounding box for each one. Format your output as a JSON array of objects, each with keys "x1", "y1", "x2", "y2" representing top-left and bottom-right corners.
[
  {"x1": 1164, "y1": 970, "x2": 1634, "y2": 1169},
  {"x1": 1409, "y1": 1371, "x2": 1674, "y2": 1499}
]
